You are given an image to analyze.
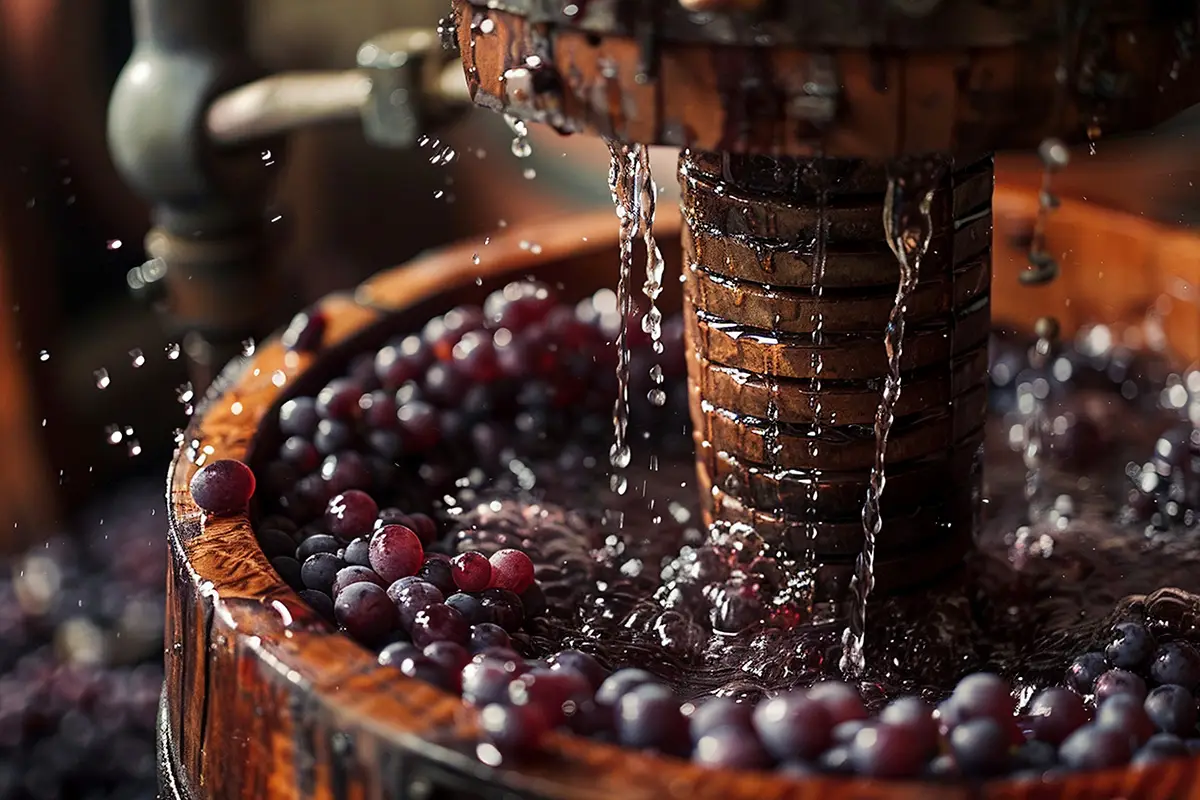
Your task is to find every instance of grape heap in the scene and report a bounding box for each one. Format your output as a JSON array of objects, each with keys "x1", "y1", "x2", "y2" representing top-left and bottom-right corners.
[
  {"x1": 214, "y1": 280, "x2": 1200, "y2": 783},
  {"x1": 0, "y1": 484, "x2": 165, "y2": 800}
]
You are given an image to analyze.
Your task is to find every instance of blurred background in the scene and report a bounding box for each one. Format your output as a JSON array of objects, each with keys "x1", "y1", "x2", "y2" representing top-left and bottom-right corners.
[{"x1": 0, "y1": 0, "x2": 1197, "y2": 797}]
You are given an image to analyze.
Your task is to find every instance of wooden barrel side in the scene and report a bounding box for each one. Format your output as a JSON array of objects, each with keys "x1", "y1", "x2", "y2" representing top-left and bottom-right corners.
[{"x1": 163, "y1": 193, "x2": 1200, "y2": 800}]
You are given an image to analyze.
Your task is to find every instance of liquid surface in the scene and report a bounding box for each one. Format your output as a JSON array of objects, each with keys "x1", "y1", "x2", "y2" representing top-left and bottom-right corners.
[{"x1": 443, "y1": 358, "x2": 1199, "y2": 706}]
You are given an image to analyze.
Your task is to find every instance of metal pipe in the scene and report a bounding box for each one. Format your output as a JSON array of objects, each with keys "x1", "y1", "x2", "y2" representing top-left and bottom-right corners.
[
  {"x1": 205, "y1": 63, "x2": 471, "y2": 147},
  {"x1": 206, "y1": 71, "x2": 372, "y2": 146}
]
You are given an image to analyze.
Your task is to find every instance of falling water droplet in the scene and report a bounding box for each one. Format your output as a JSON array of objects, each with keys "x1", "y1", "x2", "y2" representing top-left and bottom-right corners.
[
  {"x1": 165, "y1": 343, "x2": 181, "y2": 360},
  {"x1": 94, "y1": 369, "x2": 110, "y2": 390},
  {"x1": 506, "y1": 115, "x2": 533, "y2": 158},
  {"x1": 523, "y1": 168, "x2": 537, "y2": 180},
  {"x1": 129, "y1": 349, "x2": 145, "y2": 368},
  {"x1": 241, "y1": 339, "x2": 256, "y2": 357},
  {"x1": 127, "y1": 439, "x2": 142, "y2": 457},
  {"x1": 38, "y1": 350, "x2": 49, "y2": 362},
  {"x1": 106, "y1": 239, "x2": 123, "y2": 251},
  {"x1": 104, "y1": 425, "x2": 123, "y2": 445},
  {"x1": 472, "y1": 253, "x2": 481, "y2": 265}
]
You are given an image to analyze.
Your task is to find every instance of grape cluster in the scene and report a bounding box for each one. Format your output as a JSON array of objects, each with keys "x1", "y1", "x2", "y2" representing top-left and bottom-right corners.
[
  {"x1": 259, "y1": 489, "x2": 545, "y2": 657},
  {"x1": 464, "y1": 654, "x2": 1200, "y2": 780},
  {"x1": 0, "y1": 483, "x2": 165, "y2": 800}
]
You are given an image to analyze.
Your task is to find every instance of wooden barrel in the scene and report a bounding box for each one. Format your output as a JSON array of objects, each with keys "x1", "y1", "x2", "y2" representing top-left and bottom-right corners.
[{"x1": 162, "y1": 186, "x2": 1200, "y2": 799}]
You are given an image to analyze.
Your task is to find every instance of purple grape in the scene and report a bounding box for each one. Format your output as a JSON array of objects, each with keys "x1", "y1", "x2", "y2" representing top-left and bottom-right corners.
[
  {"x1": 547, "y1": 650, "x2": 607, "y2": 691},
  {"x1": 279, "y1": 397, "x2": 319, "y2": 437},
  {"x1": 416, "y1": 557, "x2": 456, "y2": 596},
  {"x1": 298, "y1": 589, "x2": 335, "y2": 623},
  {"x1": 832, "y1": 719, "x2": 872, "y2": 746},
  {"x1": 1095, "y1": 669, "x2": 1148, "y2": 704},
  {"x1": 279, "y1": 436, "x2": 319, "y2": 472},
  {"x1": 411, "y1": 604, "x2": 468, "y2": 648},
  {"x1": 398, "y1": 654, "x2": 455, "y2": 692},
  {"x1": 270, "y1": 556, "x2": 303, "y2": 590},
  {"x1": 445, "y1": 593, "x2": 489, "y2": 626},
  {"x1": 1058, "y1": 725, "x2": 1132, "y2": 770},
  {"x1": 851, "y1": 723, "x2": 931, "y2": 779},
  {"x1": 387, "y1": 580, "x2": 445, "y2": 631},
  {"x1": 361, "y1": 389, "x2": 398, "y2": 431},
  {"x1": 189, "y1": 459, "x2": 256, "y2": 514},
  {"x1": 807, "y1": 680, "x2": 868, "y2": 725},
  {"x1": 879, "y1": 696, "x2": 940, "y2": 757},
  {"x1": 484, "y1": 280, "x2": 557, "y2": 331},
  {"x1": 479, "y1": 703, "x2": 547, "y2": 757},
  {"x1": 378, "y1": 641, "x2": 421, "y2": 668},
  {"x1": 452, "y1": 552, "x2": 492, "y2": 593},
  {"x1": 326, "y1": 490, "x2": 379, "y2": 541},
  {"x1": 1150, "y1": 642, "x2": 1200, "y2": 690},
  {"x1": 369, "y1": 525, "x2": 424, "y2": 584},
  {"x1": 402, "y1": 513, "x2": 439, "y2": 546},
  {"x1": 479, "y1": 588, "x2": 524, "y2": 633},
  {"x1": 616, "y1": 684, "x2": 689, "y2": 755},
  {"x1": 375, "y1": 335, "x2": 431, "y2": 390},
  {"x1": 296, "y1": 533, "x2": 340, "y2": 561},
  {"x1": 508, "y1": 669, "x2": 592, "y2": 727},
  {"x1": 313, "y1": 419, "x2": 353, "y2": 455},
  {"x1": 1096, "y1": 693, "x2": 1156, "y2": 748},
  {"x1": 1144, "y1": 684, "x2": 1198, "y2": 736},
  {"x1": 1105, "y1": 622, "x2": 1156, "y2": 669},
  {"x1": 1026, "y1": 687, "x2": 1088, "y2": 746},
  {"x1": 595, "y1": 669, "x2": 658, "y2": 707},
  {"x1": 752, "y1": 690, "x2": 833, "y2": 762},
  {"x1": 397, "y1": 400, "x2": 442, "y2": 452},
  {"x1": 469, "y1": 623, "x2": 512, "y2": 654},
  {"x1": 693, "y1": 725, "x2": 773, "y2": 769},
  {"x1": 947, "y1": 672, "x2": 1013, "y2": 724},
  {"x1": 1133, "y1": 733, "x2": 1189, "y2": 764},
  {"x1": 321, "y1": 451, "x2": 372, "y2": 493},
  {"x1": 689, "y1": 697, "x2": 754, "y2": 742},
  {"x1": 343, "y1": 537, "x2": 371, "y2": 568},
  {"x1": 300, "y1": 553, "x2": 346, "y2": 595},
  {"x1": 315, "y1": 378, "x2": 362, "y2": 421},
  {"x1": 333, "y1": 582, "x2": 397, "y2": 645},
  {"x1": 948, "y1": 718, "x2": 1012, "y2": 777},
  {"x1": 462, "y1": 661, "x2": 523, "y2": 707},
  {"x1": 488, "y1": 549, "x2": 535, "y2": 594},
  {"x1": 423, "y1": 641, "x2": 470, "y2": 685},
  {"x1": 258, "y1": 528, "x2": 297, "y2": 560},
  {"x1": 331, "y1": 566, "x2": 386, "y2": 598},
  {"x1": 1012, "y1": 739, "x2": 1058, "y2": 773}
]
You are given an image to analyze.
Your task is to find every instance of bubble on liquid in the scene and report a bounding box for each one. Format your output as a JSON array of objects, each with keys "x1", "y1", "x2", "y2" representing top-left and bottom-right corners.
[
  {"x1": 129, "y1": 349, "x2": 145, "y2": 368},
  {"x1": 241, "y1": 338, "x2": 256, "y2": 357},
  {"x1": 38, "y1": 350, "x2": 49, "y2": 362},
  {"x1": 165, "y1": 343, "x2": 181, "y2": 360},
  {"x1": 94, "y1": 369, "x2": 110, "y2": 390}
]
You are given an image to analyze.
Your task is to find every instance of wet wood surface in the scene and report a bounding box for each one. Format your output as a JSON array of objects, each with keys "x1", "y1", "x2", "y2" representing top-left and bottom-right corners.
[{"x1": 164, "y1": 187, "x2": 1200, "y2": 799}]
